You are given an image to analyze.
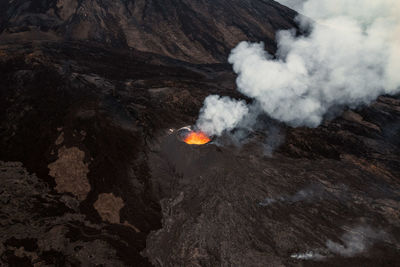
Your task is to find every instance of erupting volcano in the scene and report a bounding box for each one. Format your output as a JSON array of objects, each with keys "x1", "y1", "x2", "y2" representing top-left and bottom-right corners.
[
  {"x1": 1, "y1": 0, "x2": 400, "y2": 266},
  {"x1": 177, "y1": 127, "x2": 211, "y2": 145}
]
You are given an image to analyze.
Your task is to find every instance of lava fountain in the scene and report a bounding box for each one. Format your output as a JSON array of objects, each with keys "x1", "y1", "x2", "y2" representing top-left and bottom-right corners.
[{"x1": 177, "y1": 126, "x2": 211, "y2": 145}]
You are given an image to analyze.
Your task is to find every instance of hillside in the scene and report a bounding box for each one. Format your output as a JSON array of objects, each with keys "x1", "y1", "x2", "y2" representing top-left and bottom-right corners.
[{"x1": 0, "y1": 0, "x2": 297, "y2": 63}]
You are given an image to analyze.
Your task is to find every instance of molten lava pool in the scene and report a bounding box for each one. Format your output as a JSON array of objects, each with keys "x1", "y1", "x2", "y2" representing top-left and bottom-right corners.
[{"x1": 183, "y1": 131, "x2": 211, "y2": 145}]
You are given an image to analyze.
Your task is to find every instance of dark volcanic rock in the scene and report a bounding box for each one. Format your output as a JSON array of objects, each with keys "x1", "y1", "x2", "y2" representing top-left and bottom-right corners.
[
  {"x1": 0, "y1": 1, "x2": 400, "y2": 266},
  {"x1": 1, "y1": 41, "x2": 399, "y2": 266},
  {"x1": 145, "y1": 107, "x2": 400, "y2": 266},
  {"x1": 0, "y1": 161, "x2": 149, "y2": 266},
  {"x1": 0, "y1": 41, "x2": 239, "y2": 266},
  {"x1": 0, "y1": 0, "x2": 297, "y2": 63}
]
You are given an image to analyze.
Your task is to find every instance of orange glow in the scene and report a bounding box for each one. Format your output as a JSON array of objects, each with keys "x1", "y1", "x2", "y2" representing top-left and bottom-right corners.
[{"x1": 183, "y1": 131, "x2": 211, "y2": 145}]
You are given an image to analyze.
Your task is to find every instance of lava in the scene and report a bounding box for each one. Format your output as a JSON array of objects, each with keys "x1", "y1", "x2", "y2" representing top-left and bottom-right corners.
[{"x1": 183, "y1": 131, "x2": 211, "y2": 145}]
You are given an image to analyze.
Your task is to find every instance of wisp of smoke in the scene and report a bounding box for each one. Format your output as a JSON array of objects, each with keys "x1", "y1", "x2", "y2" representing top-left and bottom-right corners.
[
  {"x1": 326, "y1": 226, "x2": 387, "y2": 257},
  {"x1": 263, "y1": 125, "x2": 284, "y2": 156},
  {"x1": 290, "y1": 251, "x2": 325, "y2": 260},
  {"x1": 290, "y1": 225, "x2": 387, "y2": 261},
  {"x1": 196, "y1": 0, "x2": 400, "y2": 134},
  {"x1": 258, "y1": 183, "x2": 325, "y2": 206}
]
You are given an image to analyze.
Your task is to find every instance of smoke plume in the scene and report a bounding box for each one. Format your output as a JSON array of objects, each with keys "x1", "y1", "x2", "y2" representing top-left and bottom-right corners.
[
  {"x1": 263, "y1": 125, "x2": 284, "y2": 156},
  {"x1": 196, "y1": 95, "x2": 248, "y2": 136},
  {"x1": 326, "y1": 226, "x2": 387, "y2": 257},
  {"x1": 290, "y1": 225, "x2": 388, "y2": 261},
  {"x1": 290, "y1": 251, "x2": 325, "y2": 260},
  {"x1": 196, "y1": 0, "x2": 400, "y2": 134}
]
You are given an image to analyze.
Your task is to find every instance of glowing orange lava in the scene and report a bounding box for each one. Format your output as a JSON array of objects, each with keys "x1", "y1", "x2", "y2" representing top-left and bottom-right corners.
[{"x1": 183, "y1": 131, "x2": 211, "y2": 145}]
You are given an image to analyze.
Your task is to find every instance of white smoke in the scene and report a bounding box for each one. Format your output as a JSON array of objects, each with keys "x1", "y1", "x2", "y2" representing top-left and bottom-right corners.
[
  {"x1": 290, "y1": 251, "x2": 325, "y2": 260},
  {"x1": 290, "y1": 226, "x2": 388, "y2": 261},
  {"x1": 196, "y1": 95, "x2": 248, "y2": 136},
  {"x1": 326, "y1": 226, "x2": 387, "y2": 257},
  {"x1": 196, "y1": 0, "x2": 400, "y2": 133}
]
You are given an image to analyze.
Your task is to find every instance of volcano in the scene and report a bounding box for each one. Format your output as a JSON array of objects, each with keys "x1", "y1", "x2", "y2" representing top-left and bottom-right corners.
[{"x1": 1, "y1": 0, "x2": 400, "y2": 266}]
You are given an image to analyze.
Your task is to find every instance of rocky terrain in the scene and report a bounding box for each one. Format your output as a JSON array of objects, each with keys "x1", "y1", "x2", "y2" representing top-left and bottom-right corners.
[
  {"x1": 0, "y1": 0, "x2": 400, "y2": 266},
  {"x1": 0, "y1": 0, "x2": 297, "y2": 63}
]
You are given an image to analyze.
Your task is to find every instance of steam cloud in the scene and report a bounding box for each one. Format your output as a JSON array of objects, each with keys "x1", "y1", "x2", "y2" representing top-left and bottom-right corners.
[
  {"x1": 196, "y1": 0, "x2": 400, "y2": 134},
  {"x1": 196, "y1": 95, "x2": 248, "y2": 136}
]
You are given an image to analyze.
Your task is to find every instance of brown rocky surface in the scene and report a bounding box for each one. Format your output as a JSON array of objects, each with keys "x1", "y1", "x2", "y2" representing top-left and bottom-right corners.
[
  {"x1": 0, "y1": 0, "x2": 297, "y2": 63},
  {"x1": 94, "y1": 193, "x2": 125, "y2": 224},
  {"x1": 0, "y1": 161, "x2": 142, "y2": 266},
  {"x1": 0, "y1": 1, "x2": 399, "y2": 266},
  {"x1": 48, "y1": 146, "x2": 91, "y2": 201}
]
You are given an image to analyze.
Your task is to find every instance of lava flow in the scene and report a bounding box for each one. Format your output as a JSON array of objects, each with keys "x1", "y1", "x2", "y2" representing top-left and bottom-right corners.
[{"x1": 183, "y1": 131, "x2": 211, "y2": 145}]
